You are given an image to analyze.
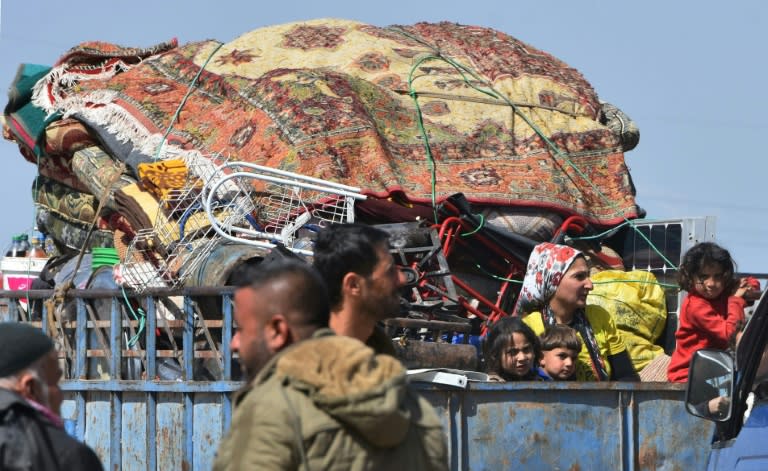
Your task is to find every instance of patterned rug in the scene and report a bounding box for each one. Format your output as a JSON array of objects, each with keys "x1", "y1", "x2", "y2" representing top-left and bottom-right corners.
[{"x1": 27, "y1": 19, "x2": 640, "y2": 226}]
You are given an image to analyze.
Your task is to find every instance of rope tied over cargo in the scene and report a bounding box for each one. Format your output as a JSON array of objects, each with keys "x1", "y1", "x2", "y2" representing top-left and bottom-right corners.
[
  {"x1": 391, "y1": 26, "x2": 677, "y2": 271},
  {"x1": 153, "y1": 42, "x2": 224, "y2": 162}
]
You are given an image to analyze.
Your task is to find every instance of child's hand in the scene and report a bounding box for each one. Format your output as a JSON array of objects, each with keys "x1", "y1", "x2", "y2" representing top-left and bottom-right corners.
[
  {"x1": 733, "y1": 276, "x2": 760, "y2": 300},
  {"x1": 734, "y1": 279, "x2": 750, "y2": 299}
]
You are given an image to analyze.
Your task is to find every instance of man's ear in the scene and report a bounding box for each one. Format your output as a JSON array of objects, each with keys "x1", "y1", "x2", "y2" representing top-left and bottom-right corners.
[
  {"x1": 265, "y1": 314, "x2": 292, "y2": 352},
  {"x1": 14, "y1": 372, "x2": 38, "y2": 402},
  {"x1": 341, "y1": 272, "x2": 364, "y2": 298}
]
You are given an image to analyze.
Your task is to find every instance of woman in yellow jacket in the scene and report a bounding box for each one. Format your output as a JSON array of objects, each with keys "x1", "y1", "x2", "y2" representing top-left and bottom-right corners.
[{"x1": 515, "y1": 242, "x2": 640, "y2": 381}]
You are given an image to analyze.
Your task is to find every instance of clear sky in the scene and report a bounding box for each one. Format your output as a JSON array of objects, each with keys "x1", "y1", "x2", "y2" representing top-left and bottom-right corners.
[{"x1": 1, "y1": 1, "x2": 766, "y2": 272}]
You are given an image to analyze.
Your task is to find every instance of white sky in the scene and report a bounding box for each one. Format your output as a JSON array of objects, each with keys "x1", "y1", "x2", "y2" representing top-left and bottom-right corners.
[{"x1": 0, "y1": 0, "x2": 766, "y2": 273}]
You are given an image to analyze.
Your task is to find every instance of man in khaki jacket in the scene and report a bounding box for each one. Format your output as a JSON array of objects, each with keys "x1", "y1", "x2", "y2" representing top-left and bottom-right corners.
[{"x1": 213, "y1": 259, "x2": 448, "y2": 471}]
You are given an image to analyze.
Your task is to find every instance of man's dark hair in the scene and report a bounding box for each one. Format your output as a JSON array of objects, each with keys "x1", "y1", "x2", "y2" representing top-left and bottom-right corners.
[
  {"x1": 540, "y1": 325, "x2": 582, "y2": 353},
  {"x1": 312, "y1": 223, "x2": 391, "y2": 308},
  {"x1": 237, "y1": 258, "x2": 330, "y2": 329}
]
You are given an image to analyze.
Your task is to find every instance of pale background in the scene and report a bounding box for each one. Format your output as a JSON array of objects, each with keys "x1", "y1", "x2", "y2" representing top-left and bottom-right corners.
[{"x1": 1, "y1": 0, "x2": 765, "y2": 272}]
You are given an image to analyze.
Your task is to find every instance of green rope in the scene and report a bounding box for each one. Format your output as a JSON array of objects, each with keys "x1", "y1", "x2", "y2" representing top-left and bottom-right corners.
[
  {"x1": 122, "y1": 286, "x2": 146, "y2": 347},
  {"x1": 475, "y1": 263, "x2": 679, "y2": 290},
  {"x1": 474, "y1": 263, "x2": 522, "y2": 283},
  {"x1": 407, "y1": 54, "x2": 442, "y2": 223},
  {"x1": 567, "y1": 220, "x2": 633, "y2": 241},
  {"x1": 591, "y1": 279, "x2": 680, "y2": 290},
  {"x1": 393, "y1": 27, "x2": 677, "y2": 271},
  {"x1": 567, "y1": 219, "x2": 678, "y2": 271},
  {"x1": 461, "y1": 214, "x2": 485, "y2": 237},
  {"x1": 154, "y1": 42, "x2": 224, "y2": 161}
]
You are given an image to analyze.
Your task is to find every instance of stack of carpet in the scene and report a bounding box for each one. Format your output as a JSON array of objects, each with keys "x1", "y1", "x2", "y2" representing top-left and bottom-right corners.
[{"x1": 2, "y1": 18, "x2": 642, "y2": 288}]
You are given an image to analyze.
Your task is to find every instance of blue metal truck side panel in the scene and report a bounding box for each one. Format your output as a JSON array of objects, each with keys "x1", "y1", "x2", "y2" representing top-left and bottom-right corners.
[
  {"x1": 59, "y1": 381, "x2": 713, "y2": 471},
  {"x1": 417, "y1": 382, "x2": 714, "y2": 471}
]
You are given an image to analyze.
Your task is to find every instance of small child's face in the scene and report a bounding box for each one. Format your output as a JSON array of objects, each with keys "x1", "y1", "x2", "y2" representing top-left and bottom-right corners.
[
  {"x1": 540, "y1": 347, "x2": 577, "y2": 380},
  {"x1": 693, "y1": 262, "x2": 726, "y2": 300},
  {"x1": 501, "y1": 332, "x2": 535, "y2": 379}
]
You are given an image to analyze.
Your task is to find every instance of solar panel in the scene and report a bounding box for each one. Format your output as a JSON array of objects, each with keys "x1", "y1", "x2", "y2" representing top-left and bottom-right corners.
[{"x1": 620, "y1": 217, "x2": 717, "y2": 352}]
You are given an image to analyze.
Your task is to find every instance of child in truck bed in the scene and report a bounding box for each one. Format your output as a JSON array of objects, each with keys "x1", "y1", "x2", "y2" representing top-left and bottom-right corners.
[
  {"x1": 668, "y1": 242, "x2": 753, "y2": 382},
  {"x1": 539, "y1": 325, "x2": 582, "y2": 380},
  {"x1": 483, "y1": 316, "x2": 549, "y2": 381}
]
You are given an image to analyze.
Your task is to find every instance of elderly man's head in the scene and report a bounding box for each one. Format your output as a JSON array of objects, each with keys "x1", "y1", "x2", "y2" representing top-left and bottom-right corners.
[
  {"x1": 0, "y1": 323, "x2": 63, "y2": 415},
  {"x1": 231, "y1": 259, "x2": 330, "y2": 382}
]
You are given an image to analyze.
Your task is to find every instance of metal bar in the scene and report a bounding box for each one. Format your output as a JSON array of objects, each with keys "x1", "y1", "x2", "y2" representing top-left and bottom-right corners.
[
  {"x1": 184, "y1": 392, "x2": 194, "y2": 471},
  {"x1": 75, "y1": 299, "x2": 86, "y2": 379},
  {"x1": 222, "y1": 295, "x2": 233, "y2": 380},
  {"x1": 222, "y1": 393, "x2": 232, "y2": 438},
  {"x1": 0, "y1": 286, "x2": 237, "y2": 299},
  {"x1": 217, "y1": 161, "x2": 366, "y2": 193},
  {"x1": 14, "y1": 318, "x2": 225, "y2": 329},
  {"x1": 110, "y1": 297, "x2": 121, "y2": 379},
  {"x1": 39, "y1": 300, "x2": 47, "y2": 335},
  {"x1": 60, "y1": 380, "x2": 242, "y2": 393},
  {"x1": 76, "y1": 391, "x2": 86, "y2": 442},
  {"x1": 84, "y1": 349, "x2": 222, "y2": 359},
  {"x1": 450, "y1": 276, "x2": 507, "y2": 318},
  {"x1": 454, "y1": 390, "x2": 466, "y2": 471},
  {"x1": 69, "y1": 319, "x2": 226, "y2": 329},
  {"x1": 222, "y1": 294, "x2": 235, "y2": 434},
  {"x1": 620, "y1": 390, "x2": 637, "y2": 471},
  {"x1": 183, "y1": 297, "x2": 194, "y2": 380},
  {"x1": 110, "y1": 391, "x2": 122, "y2": 470},
  {"x1": 147, "y1": 390, "x2": 157, "y2": 471},
  {"x1": 146, "y1": 297, "x2": 157, "y2": 379}
]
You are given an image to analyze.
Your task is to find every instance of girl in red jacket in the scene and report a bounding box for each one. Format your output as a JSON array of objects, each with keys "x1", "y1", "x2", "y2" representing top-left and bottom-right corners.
[{"x1": 667, "y1": 242, "x2": 752, "y2": 382}]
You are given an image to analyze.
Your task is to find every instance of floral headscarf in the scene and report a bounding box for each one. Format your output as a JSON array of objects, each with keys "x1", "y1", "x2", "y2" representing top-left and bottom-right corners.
[
  {"x1": 513, "y1": 242, "x2": 610, "y2": 380},
  {"x1": 514, "y1": 242, "x2": 582, "y2": 316}
]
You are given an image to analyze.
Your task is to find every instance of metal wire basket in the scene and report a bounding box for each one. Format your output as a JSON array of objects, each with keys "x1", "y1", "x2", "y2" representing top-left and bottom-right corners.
[
  {"x1": 201, "y1": 161, "x2": 367, "y2": 255},
  {"x1": 120, "y1": 157, "x2": 366, "y2": 292}
]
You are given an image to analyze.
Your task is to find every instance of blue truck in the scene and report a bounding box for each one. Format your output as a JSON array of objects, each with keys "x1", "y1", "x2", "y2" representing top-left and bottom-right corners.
[
  {"x1": 2, "y1": 215, "x2": 746, "y2": 470},
  {"x1": 0, "y1": 285, "x2": 715, "y2": 471}
]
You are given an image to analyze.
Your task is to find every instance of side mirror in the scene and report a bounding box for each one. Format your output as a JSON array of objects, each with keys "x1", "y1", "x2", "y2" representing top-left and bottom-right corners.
[{"x1": 685, "y1": 349, "x2": 734, "y2": 422}]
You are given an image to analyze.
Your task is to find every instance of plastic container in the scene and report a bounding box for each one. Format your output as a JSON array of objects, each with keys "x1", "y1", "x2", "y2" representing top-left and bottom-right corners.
[
  {"x1": 18, "y1": 234, "x2": 30, "y2": 256},
  {"x1": 6, "y1": 235, "x2": 26, "y2": 257},
  {"x1": 91, "y1": 247, "x2": 120, "y2": 271},
  {"x1": 29, "y1": 231, "x2": 47, "y2": 258}
]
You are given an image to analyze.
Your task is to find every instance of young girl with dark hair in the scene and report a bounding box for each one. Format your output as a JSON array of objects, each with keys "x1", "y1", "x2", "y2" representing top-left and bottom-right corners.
[
  {"x1": 483, "y1": 316, "x2": 549, "y2": 381},
  {"x1": 668, "y1": 242, "x2": 754, "y2": 382}
]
